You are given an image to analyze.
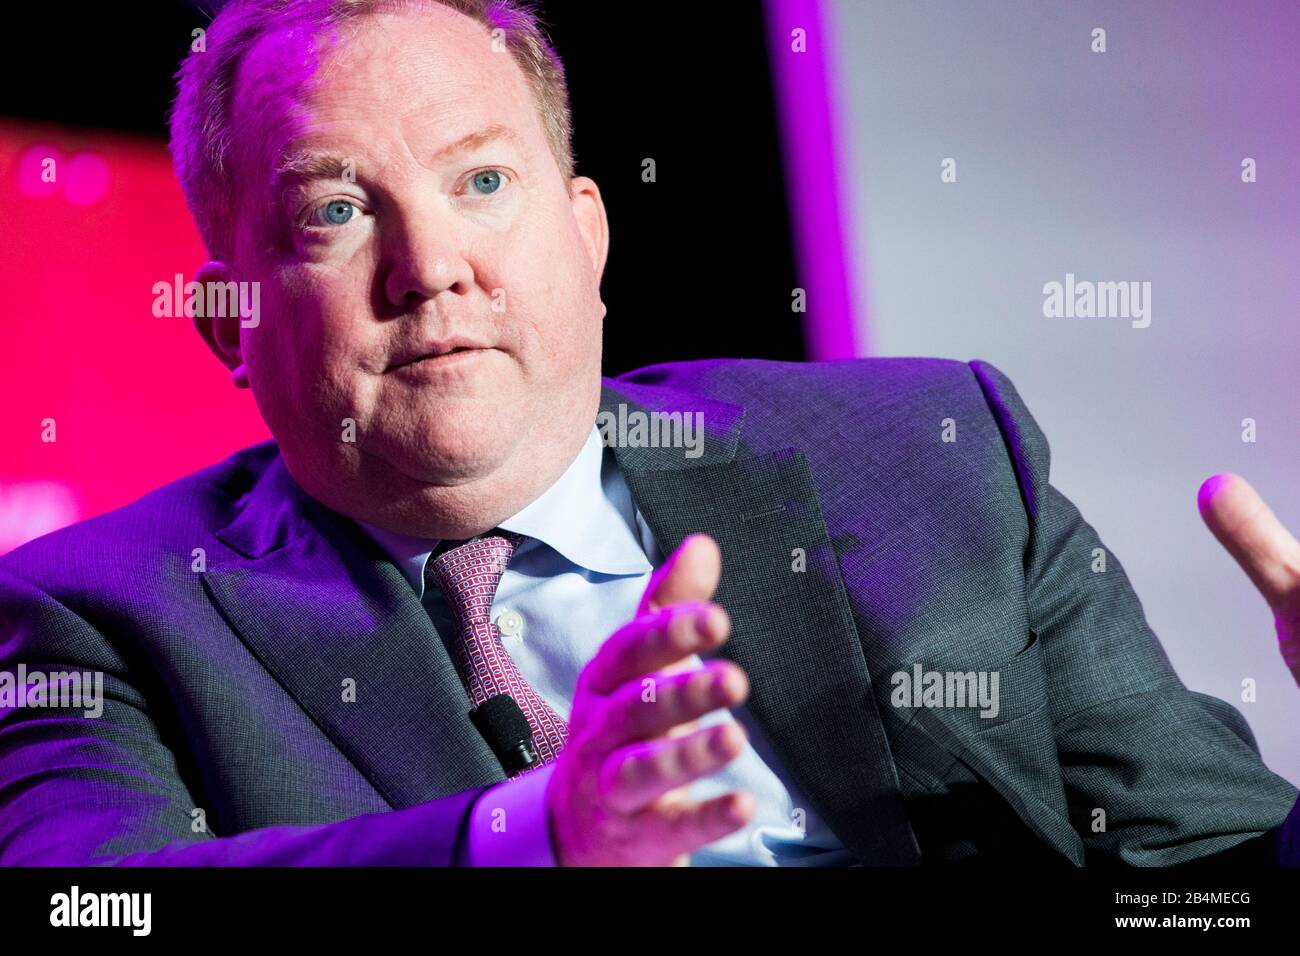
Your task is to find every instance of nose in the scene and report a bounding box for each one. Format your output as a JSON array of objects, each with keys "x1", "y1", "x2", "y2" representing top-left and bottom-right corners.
[{"x1": 380, "y1": 203, "x2": 476, "y2": 310}]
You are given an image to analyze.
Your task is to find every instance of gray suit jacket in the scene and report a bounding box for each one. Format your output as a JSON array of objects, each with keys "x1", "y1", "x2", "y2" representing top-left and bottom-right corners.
[{"x1": 1, "y1": 357, "x2": 1296, "y2": 865}]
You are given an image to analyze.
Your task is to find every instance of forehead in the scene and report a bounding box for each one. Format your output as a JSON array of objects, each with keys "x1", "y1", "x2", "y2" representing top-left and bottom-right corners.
[{"x1": 231, "y1": 7, "x2": 541, "y2": 185}]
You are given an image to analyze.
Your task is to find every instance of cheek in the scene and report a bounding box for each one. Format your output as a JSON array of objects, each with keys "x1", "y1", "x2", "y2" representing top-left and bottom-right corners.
[
  {"x1": 245, "y1": 277, "x2": 356, "y2": 400},
  {"x1": 496, "y1": 231, "x2": 602, "y2": 353},
  {"x1": 266, "y1": 266, "x2": 368, "y2": 358}
]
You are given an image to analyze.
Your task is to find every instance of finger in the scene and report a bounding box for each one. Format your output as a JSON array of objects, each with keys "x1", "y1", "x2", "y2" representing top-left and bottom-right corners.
[
  {"x1": 1198, "y1": 473, "x2": 1300, "y2": 611},
  {"x1": 637, "y1": 533, "x2": 722, "y2": 617},
  {"x1": 580, "y1": 600, "x2": 731, "y2": 697},
  {"x1": 598, "y1": 720, "x2": 749, "y2": 814},
  {"x1": 633, "y1": 789, "x2": 757, "y2": 861},
  {"x1": 589, "y1": 659, "x2": 750, "y2": 753},
  {"x1": 1199, "y1": 473, "x2": 1300, "y2": 687}
]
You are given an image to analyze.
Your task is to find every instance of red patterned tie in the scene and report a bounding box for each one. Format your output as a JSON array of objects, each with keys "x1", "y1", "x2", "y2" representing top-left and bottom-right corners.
[{"x1": 424, "y1": 531, "x2": 568, "y2": 775}]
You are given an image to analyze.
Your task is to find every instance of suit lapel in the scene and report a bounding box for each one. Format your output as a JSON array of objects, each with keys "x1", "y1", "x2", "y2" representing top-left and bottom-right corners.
[
  {"x1": 204, "y1": 454, "x2": 505, "y2": 809},
  {"x1": 601, "y1": 379, "x2": 922, "y2": 865}
]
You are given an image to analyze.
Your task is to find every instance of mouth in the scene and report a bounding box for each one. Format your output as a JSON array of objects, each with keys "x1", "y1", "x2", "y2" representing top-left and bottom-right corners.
[
  {"x1": 389, "y1": 346, "x2": 491, "y2": 372},
  {"x1": 388, "y1": 346, "x2": 495, "y2": 376}
]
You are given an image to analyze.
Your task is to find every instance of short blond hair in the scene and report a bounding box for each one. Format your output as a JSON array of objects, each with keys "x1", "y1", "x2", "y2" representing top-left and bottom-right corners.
[{"x1": 169, "y1": 0, "x2": 573, "y2": 259}]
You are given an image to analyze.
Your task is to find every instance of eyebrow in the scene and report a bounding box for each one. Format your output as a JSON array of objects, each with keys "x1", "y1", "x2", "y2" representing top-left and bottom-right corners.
[{"x1": 271, "y1": 124, "x2": 524, "y2": 191}]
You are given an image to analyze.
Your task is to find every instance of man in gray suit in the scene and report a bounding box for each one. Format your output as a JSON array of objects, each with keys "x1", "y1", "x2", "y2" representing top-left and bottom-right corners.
[{"x1": 1, "y1": 0, "x2": 1297, "y2": 866}]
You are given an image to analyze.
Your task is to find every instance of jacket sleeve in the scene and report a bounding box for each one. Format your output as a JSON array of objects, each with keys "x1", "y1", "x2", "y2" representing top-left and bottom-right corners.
[
  {"x1": 0, "y1": 566, "x2": 492, "y2": 866},
  {"x1": 968, "y1": 359, "x2": 1300, "y2": 866}
]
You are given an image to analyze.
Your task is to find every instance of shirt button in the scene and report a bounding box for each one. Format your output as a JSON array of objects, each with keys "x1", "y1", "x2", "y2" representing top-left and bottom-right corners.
[{"x1": 496, "y1": 609, "x2": 524, "y2": 638}]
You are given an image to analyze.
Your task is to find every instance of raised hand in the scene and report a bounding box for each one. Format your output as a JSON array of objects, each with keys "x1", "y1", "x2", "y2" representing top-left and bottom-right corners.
[{"x1": 545, "y1": 533, "x2": 755, "y2": 865}]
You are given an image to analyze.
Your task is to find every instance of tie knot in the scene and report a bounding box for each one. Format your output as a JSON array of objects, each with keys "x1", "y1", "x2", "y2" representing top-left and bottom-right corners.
[{"x1": 424, "y1": 530, "x2": 525, "y2": 628}]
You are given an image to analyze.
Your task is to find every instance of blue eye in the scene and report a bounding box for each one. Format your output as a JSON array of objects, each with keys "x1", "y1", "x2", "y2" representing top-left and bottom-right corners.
[
  {"x1": 321, "y1": 200, "x2": 355, "y2": 225},
  {"x1": 471, "y1": 170, "x2": 503, "y2": 195}
]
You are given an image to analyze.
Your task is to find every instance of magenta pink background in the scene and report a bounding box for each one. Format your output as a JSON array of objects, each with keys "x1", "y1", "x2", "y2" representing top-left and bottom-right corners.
[{"x1": 0, "y1": 121, "x2": 270, "y2": 552}]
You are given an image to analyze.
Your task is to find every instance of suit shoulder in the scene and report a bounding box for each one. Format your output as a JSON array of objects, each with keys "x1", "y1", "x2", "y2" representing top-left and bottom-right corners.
[
  {"x1": 612, "y1": 355, "x2": 1000, "y2": 413},
  {"x1": 0, "y1": 440, "x2": 280, "y2": 590}
]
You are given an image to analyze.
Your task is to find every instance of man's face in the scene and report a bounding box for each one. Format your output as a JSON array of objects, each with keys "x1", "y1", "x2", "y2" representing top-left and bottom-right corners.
[{"x1": 210, "y1": 7, "x2": 607, "y2": 531}]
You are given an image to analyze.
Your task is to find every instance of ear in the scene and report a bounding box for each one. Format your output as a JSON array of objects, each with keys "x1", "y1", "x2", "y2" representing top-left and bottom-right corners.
[
  {"x1": 191, "y1": 261, "x2": 251, "y2": 389},
  {"x1": 568, "y1": 175, "x2": 610, "y2": 295}
]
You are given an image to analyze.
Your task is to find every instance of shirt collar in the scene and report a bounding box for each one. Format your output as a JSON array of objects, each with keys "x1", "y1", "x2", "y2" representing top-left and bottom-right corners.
[{"x1": 355, "y1": 425, "x2": 653, "y2": 597}]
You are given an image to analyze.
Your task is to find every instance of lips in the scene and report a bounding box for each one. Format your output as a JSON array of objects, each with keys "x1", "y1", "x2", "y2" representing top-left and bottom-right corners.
[
  {"x1": 404, "y1": 347, "x2": 476, "y2": 367},
  {"x1": 388, "y1": 341, "x2": 492, "y2": 371}
]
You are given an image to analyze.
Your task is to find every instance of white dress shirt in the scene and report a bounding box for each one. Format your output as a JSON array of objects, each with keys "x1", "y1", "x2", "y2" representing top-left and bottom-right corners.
[{"x1": 357, "y1": 424, "x2": 854, "y2": 866}]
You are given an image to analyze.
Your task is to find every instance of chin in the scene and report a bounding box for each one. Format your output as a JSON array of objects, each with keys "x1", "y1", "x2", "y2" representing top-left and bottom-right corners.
[{"x1": 368, "y1": 416, "x2": 517, "y2": 485}]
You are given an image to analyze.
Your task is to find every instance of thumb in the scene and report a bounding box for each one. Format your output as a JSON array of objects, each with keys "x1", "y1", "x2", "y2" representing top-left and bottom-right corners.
[
  {"x1": 637, "y1": 533, "x2": 722, "y2": 617},
  {"x1": 1198, "y1": 473, "x2": 1300, "y2": 685},
  {"x1": 1198, "y1": 473, "x2": 1300, "y2": 611}
]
